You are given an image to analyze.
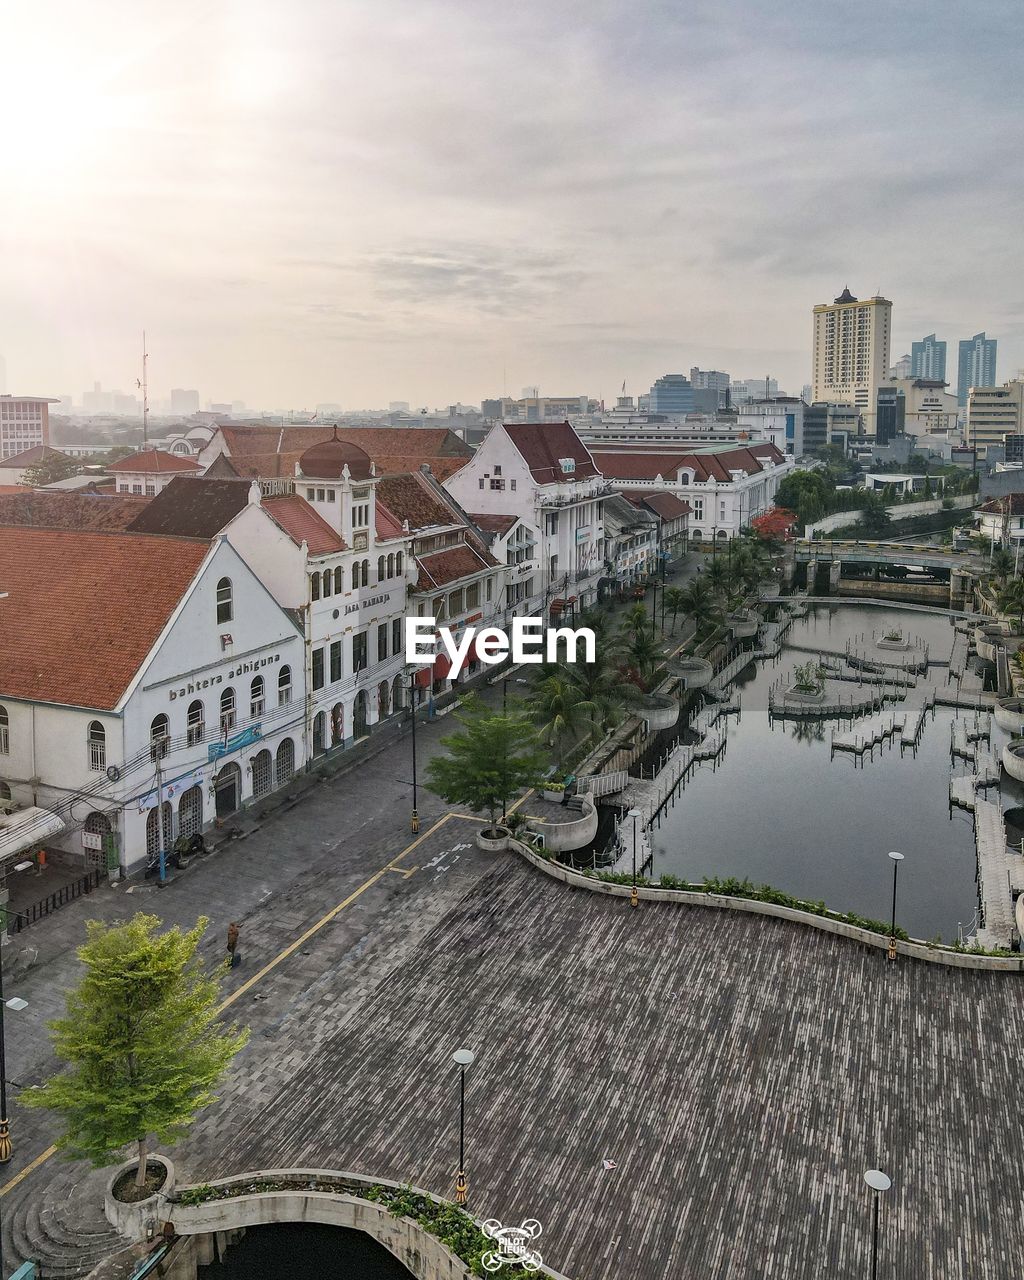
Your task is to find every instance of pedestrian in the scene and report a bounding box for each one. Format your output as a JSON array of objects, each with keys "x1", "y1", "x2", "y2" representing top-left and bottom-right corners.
[{"x1": 226, "y1": 921, "x2": 240, "y2": 967}]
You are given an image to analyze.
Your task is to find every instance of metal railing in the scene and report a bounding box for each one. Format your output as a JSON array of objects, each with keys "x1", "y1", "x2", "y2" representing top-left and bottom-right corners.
[{"x1": 5, "y1": 867, "x2": 103, "y2": 934}]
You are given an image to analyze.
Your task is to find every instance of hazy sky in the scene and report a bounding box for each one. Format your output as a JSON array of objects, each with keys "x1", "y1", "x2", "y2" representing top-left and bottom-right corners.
[{"x1": 3, "y1": 0, "x2": 1022, "y2": 411}]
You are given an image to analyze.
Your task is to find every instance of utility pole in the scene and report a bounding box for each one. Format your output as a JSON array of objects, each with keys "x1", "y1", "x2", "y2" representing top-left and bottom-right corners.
[{"x1": 136, "y1": 330, "x2": 149, "y2": 449}]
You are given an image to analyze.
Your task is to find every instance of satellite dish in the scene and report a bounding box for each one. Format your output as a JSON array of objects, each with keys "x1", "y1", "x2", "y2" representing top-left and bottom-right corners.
[{"x1": 106, "y1": 765, "x2": 121, "y2": 782}]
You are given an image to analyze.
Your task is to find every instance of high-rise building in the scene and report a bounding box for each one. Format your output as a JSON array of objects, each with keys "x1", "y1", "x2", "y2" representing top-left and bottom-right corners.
[
  {"x1": 648, "y1": 374, "x2": 695, "y2": 415},
  {"x1": 910, "y1": 334, "x2": 946, "y2": 382},
  {"x1": 957, "y1": 332, "x2": 998, "y2": 407},
  {"x1": 890, "y1": 353, "x2": 912, "y2": 381},
  {"x1": 966, "y1": 380, "x2": 1023, "y2": 457},
  {"x1": 731, "y1": 377, "x2": 779, "y2": 404},
  {"x1": 875, "y1": 386, "x2": 906, "y2": 447},
  {"x1": 811, "y1": 288, "x2": 892, "y2": 433},
  {"x1": 0, "y1": 395, "x2": 58, "y2": 460},
  {"x1": 170, "y1": 388, "x2": 201, "y2": 416},
  {"x1": 689, "y1": 367, "x2": 730, "y2": 391}
]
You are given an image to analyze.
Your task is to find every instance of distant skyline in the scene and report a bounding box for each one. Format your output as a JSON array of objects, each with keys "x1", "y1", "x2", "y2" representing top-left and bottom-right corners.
[{"x1": 3, "y1": 0, "x2": 1023, "y2": 409}]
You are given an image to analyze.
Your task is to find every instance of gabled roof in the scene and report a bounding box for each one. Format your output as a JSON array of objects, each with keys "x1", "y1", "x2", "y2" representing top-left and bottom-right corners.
[
  {"x1": 262, "y1": 495, "x2": 347, "y2": 555},
  {"x1": 416, "y1": 543, "x2": 499, "y2": 591},
  {"x1": 127, "y1": 476, "x2": 252, "y2": 538},
  {"x1": 621, "y1": 490, "x2": 692, "y2": 520},
  {"x1": 217, "y1": 424, "x2": 472, "y2": 462},
  {"x1": 376, "y1": 472, "x2": 463, "y2": 534},
  {"x1": 0, "y1": 490, "x2": 149, "y2": 532},
  {"x1": 469, "y1": 513, "x2": 519, "y2": 536},
  {"x1": 0, "y1": 530, "x2": 209, "y2": 710},
  {"x1": 593, "y1": 443, "x2": 783, "y2": 483},
  {"x1": 207, "y1": 449, "x2": 469, "y2": 483},
  {"x1": 977, "y1": 495, "x2": 1024, "y2": 515},
  {"x1": 503, "y1": 422, "x2": 600, "y2": 484},
  {"x1": 107, "y1": 449, "x2": 201, "y2": 474},
  {"x1": 603, "y1": 491, "x2": 659, "y2": 536},
  {"x1": 0, "y1": 445, "x2": 70, "y2": 468}
]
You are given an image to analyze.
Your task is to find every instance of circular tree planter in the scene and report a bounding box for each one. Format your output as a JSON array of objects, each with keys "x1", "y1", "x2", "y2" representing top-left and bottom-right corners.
[
  {"x1": 785, "y1": 686, "x2": 826, "y2": 704},
  {"x1": 476, "y1": 826, "x2": 511, "y2": 851},
  {"x1": 666, "y1": 657, "x2": 713, "y2": 689},
  {"x1": 995, "y1": 698, "x2": 1024, "y2": 735},
  {"x1": 105, "y1": 1154, "x2": 175, "y2": 1241},
  {"x1": 877, "y1": 632, "x2": 910, "y2": 651},
  {"x1": 727, "y1": 611, "x2": 759, "y2": 639},
  {"x1": 1003, "y1": 740, "x2": 1024, "y2": 783}
]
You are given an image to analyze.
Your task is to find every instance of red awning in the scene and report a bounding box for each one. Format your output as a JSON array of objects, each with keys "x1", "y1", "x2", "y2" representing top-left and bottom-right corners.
[
  {"x1": 414, "y1": 667, "x2": 432, "y2": 688},
  {"x1": 464, "y1": 640, "x2": 478, "y2": 665},
  {"x1": 433, "y1": 654, "x2": 452, "y2": 679}
]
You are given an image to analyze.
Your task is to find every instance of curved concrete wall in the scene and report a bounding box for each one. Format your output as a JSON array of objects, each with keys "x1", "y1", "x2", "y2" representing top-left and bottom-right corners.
[
  {"x1": 1002, "y1": 741, "x2": 1024, "y2": 783},
  {"x1": 527, "y1": 792, "x2": 598, "y2": 852},
  {"x1": 519, "y1": 844, "x2": 1024, "y2": 972},
  {"x1": 995, "y1": 699, "x2": 1024, "y2": 734},
  {"x1": 637, "y1": 694, "x2": 679, "y2": 732}
]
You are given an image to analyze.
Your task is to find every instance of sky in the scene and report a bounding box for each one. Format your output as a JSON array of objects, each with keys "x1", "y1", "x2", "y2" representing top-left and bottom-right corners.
[{"x1": 2, "y1": 0, "x2": 1023, "y2": 412}]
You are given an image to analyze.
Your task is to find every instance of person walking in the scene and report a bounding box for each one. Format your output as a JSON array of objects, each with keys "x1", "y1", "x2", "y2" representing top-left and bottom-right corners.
[{"x1": 226, "y1": 921, "x2": 241, "y2": 968}]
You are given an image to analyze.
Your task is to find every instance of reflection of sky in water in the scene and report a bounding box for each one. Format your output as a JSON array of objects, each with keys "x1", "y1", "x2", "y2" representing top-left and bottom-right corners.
[{"x1": 651, "y1": 606, "x2": 982, "y2": 941}]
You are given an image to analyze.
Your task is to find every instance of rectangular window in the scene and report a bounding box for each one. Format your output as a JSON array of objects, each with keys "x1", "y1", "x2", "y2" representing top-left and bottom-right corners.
[
  {"x1": 466, "y1": 582, "x2": 480, "y2": 608},
  {"x1": 494, "y1": 465, "x2": 502, "y2": 476},
  {"x1": 312, "y1": 647, "x2": 325, "y2": 690},
  {"x1": 448, "y1": 588, "x2": 464, "y2": 616},
  {"x1": 353, "y1": 632, "x2": 368, "y2": 671},
  {"x1": 510, "y1": 479, "x2": 516, "y2": 491},
  {"x1": 317, "y1": 488, "x2": 326, "y2": 502},
  {"x1": 0, "y1": 721, "x2": 8, "y2": 754},
  {"x1": 489, "y1": 478, "x2": 505, "y2": 491},
  {"x1": 486, "y1": 577, "x2": 493, "y2": 602},
  {"x1": 330, "y1": 640, "x2": 342, "y2": 683},
  {"x1": 327, "y1": 489, "x2": 336, "y2": 502},
  {"x1": 392, "y1": 618, "x2": 402, "y2": 653},
  {"x1": 479, "y1": 478, "x2": 485, "y2": 489},
  {"x1": 377, "y1": 623, "x2": 388, "y2": 661},
  {"x1": 307, "y1": 488, "x2": 315, "y2": 500}
]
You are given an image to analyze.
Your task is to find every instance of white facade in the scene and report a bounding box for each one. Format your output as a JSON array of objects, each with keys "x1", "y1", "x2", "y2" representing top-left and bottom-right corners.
[
  {"x1": 443, "y1": 424, "x2": 610, "y2": 616},
  {"x1": 0, "y1": 540, "x2": 307, "y2": 874},
  {"x1": 0, "y1": 397, "x2": 56, "y2": 461}
]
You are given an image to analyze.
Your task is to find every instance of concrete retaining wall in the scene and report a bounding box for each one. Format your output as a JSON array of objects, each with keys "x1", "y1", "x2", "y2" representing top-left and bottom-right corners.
[
  {"x1": 527, "y1": 792, "x2": 598, "y2": 852},
  {"x1": 805, "y1": 493, "x2": 974, "y2": 538},
  {"x1": 511, "y1": 845, "x2": 1024, "y2": 972}
]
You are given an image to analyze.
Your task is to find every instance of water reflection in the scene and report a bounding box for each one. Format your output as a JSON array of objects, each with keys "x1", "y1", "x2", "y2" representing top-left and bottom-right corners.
[{"x1": 198, "y1": 1223, "x2": 416, "y2": 1279}]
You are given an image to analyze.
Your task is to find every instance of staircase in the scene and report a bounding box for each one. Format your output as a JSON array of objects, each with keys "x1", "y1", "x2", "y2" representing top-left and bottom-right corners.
[{"x1": 4, "y1": 1159, "x2": 128, "y2": 1279}]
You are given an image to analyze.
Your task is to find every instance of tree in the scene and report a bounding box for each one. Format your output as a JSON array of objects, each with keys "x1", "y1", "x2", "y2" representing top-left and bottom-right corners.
[
  {"x1": 21, "y1": 452, "x2": 80, "y2": 487},
  {"x1": 614, "y1": 625, "x2": 663, "y2": 691},
  {"x1": 23, "y1": 914, "x2": 247, "y2": 1187},
  {"x1": 565, "y1": 652, "x2": 638, "y2": 732},
  {"x1": 859, "y1": 491, "x2": 891, "y2": 537},
  {"x1": 526, "y1": 675, "x2": 593, "y2": 770},
  {"x1": 776, "y1": 470, "x2": 831, "y2": 527},
  {"x1": 990, "y1": 547, "x2": 1014, "y2": 584},
  {"x1": 676, "y1": 577, "x2": 722, "y2": 640},
  {"x1": 997, "y1": 577, "x2": 1024, "y2": 628},
  {"x1": 664, "y1": 587, "x2": 687, "y2": 632},
  {"x1": 426, "y1": 695, "x2": 548, "y2": 825},
  {"x1": 750, "y1": 508, "x2": 796, "y2": 546}
]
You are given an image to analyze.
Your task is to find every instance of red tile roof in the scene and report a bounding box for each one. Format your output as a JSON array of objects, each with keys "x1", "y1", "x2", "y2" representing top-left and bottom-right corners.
[
  {"x1": 0, "y1": 485, "x2": 29, "y2": 495},
  {"x1": 207, "y1": 450, "x2": 468, "y2": 483},
  {"x1": 978, "y1": 494, "x2": 1024, "y2": 515},
  {"x1": 0, "y1": 491, "x2": 150, "y2": 532},
  {"x1": 416, "y1": 542, "x2": 498, "y2": 590},
  {"x1": 503, "y1": 422, "x2": 599, "y2": 483},
  {"x1": 262, "y1": 495, "x2": 347, "y2": 555},
  {"x1": 0, "y1": 445, "x2": 69, "y2": 468},
  {"x1": 469, "y1": 513, "x2": 519, "y2": 536},
  {"x1": 621, "y1": 490, "x2": 692, "y2": 520},
  {"x1": 593, "y1": 443, "x2": 784, "y2": 483},
  {"x1": 107, "y1": 449, "x2": 201, "y2": 474},
  {"x1": 0, "y1": 530, "x2": 209, "y2": 709},
  {"x1": 376, "y1": 473, "x2": 462, "y2": 533},
  {"x1": 217, "y1": 425, "x2": 472, "y2": 463},
  {"x1": 375, "y1": 502, "x2": 406, "y2": 541}
]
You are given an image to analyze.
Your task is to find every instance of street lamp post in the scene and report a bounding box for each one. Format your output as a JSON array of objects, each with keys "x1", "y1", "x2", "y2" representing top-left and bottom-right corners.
[
  {"x1": 628, "y1": 807, "x2": 641, "y2": 909},
  {"x1": 409, "y1": 673, "x2": 420, "y2": 834},
  {"x1": 887, "y1": 850, "x2": 904, "y2": 961},
  {"x1": 452, "y1": 1047, "x2": 474, "y2": 1206},
  {"x1": 864, "y1": 1168, "x2": 891, "y2": 1280},
  {"x1": 0, "y1": 905, "x2": 30, "y2": 1280}
]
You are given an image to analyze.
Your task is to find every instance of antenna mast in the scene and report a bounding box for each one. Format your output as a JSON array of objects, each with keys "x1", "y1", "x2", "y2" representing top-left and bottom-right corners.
[{"x1": 141, "y1": 330, "x2": 149, "y2": 447}]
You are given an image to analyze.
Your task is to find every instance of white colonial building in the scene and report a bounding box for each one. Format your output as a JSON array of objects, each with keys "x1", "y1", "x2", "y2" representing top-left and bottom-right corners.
[
  {"x1": 0, "y1": 527, "x2": 307, "y2": 874},
  {"x1": 444, "y1": 421, "x2": 610, "y2": 618}
]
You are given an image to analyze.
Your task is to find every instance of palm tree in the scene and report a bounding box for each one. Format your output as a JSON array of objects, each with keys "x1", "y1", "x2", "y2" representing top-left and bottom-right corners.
[
  {"x1": 677, "y1": 577, "x2": 722, "y2": 640},
  {"x1": 566, "y1": 653, "x2": 638, "y2": 732},
  {"x1": 615, "y1": 626, "x2": 662, "y2": 691},
  {"x1": 704, "y1": 557, "x2": 730, "y2": 599},
  {"x1": 664, "y1": 586, "x2": 686, "y2": 633},
  {"x1": 527, "y1": 675, "x2": 591, "y2": 771},
  {"x1": 621, "y1": 603, "x2": 650, "y2": 637},
  {"x1": 997, "y1": 577, "x2": 1024, "y2": 628},
  {"x1": 991, "y1": 547, "x2": 1014, "y2": 584}
]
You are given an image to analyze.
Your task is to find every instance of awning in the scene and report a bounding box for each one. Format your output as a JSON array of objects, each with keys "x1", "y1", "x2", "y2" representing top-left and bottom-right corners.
[
  {"x1": 0, "y1": 807, "x2": 65, "y2": 864},
  {"x1": 414, "y1": 667, "x2": 432, "y2": 689},
  {"x1": 433, "y1": 654, "x2": 452, "y2": 680},
  {"x1": 463, "y1": 641, "x2": 478, "y2": 666}
]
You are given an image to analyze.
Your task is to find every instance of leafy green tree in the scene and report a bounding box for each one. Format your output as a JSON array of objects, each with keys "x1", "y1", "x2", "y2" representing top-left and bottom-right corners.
[
  {"x1": 703, "y1": 557, "x2": 731, "y2": 598},
  {"x1": 664, "y1": 586, "x2": 686, "y2": 632},
  {"x1": 859, "y1": 491, "x2": 891, "y2": 537},
  {"x1": 21, "y1": 452, "x2": 80, "y2": 487},
  {"x1": 565, "y1": 652, "x2": 638, "y2": 732},
  {"x1": 776, "y1": 470, "x2": 832, "y2": 526},
  {"x1": 990, "y1": 547, "x2": 1014, "y2": 584},
  {"x1": 526, "y1": 675, "x2": 594, "y2": 770},
  {"x1": 23, "y1": 914, "x2": 247, "y2": 1187},
  {"x1": 427, "y1": 695, "x2": 548, "y2": 823},
  {"x1": 997, "y1": 577, "x2": 1024, "y2": 628},
  {"x1": 676, "y1": 577, "x2": 722, "y2": 640},
  {"x1": 614, "y1": 625, "x2": 663, "y2": 691}
]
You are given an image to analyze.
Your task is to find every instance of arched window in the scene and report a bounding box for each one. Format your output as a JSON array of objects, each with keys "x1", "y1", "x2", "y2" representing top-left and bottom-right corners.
[
  {"x1": 395, "y1": 551, "x2": 403, "y2": 575},
  {"x1": 313, "y1": 711, "x2": 326, "y2": 755},
  {"x1": 250, "y1": 675, "x2": 265, "y2": 718},
  {"x1": 311, "y1": 573, "x2": 321, "y2": 602},
  {"x1": 387, "y1": 553, "x2": 395, "y2": 578},
  {"x1": 220, "y1": 687, "x2": 236, "y2": 733},
  {"x1": 87, "y1": 721, "x2": 106, "y2": 771},
  {"x1": 0, "y1": 705, "x2": 7, "y2": 755},
  {"x1": 322, "y1": 569, "x2": 333, "y2": 598},
  {"x1": 362, "y1": 559, "x2": 370, "y2": 586},
  {"x1": 331, "y1": 704, "x2": 344, "y2": 746},
  {"x1": 278, "y1": 665, "x2": 292, "y2": 705},
  {"x1": 216, "y1": 577, "x2": 233, "y2": 624},
  {"x1": 377, "y1": 555, "x2": 386, "y2": 581},
  {"x1": 275, "y1": 738, "x2": 295, "y2": 784},
  {"x1": 187, "y1": 700, "x2": 205, "y2": 746},
  {"x1": 334, "y1": 566, "x2": 343, "y2": 594},
  {"x1": 150, "y1": 713, "x2": 169, "y2": 761}
]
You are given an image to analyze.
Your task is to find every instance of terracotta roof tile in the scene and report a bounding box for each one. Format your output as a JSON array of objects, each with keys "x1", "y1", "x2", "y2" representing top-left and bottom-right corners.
[
  {"x1": 206, "y1": 449, "x2": 468, "y2": 482},
  {"x1": 218, "y1": 425, "x2": 472, "y2": 463},
  {"x1": 503, "y1": 422, "x2": 599, "y2": 483},
  {"x1": 0, "y1": 445, "x2": 69, "y2": 468},
  {"x1": 376, "y1": 473, "x2": 461, "y2": 533},
  {"x1": 107, "y1": 449, "x2": 201, "y2": 473},
  {"x1": 469, "y1": 513, "x2": 518, "y2": 536},
  {"x1": 593, "y1": 443, "x2": 784, "y2": 483},
  {"x1": 0, "y1": 491, "x2": 150, "y2": 532},
  {"x1": 620, "y1": 490, "x2": 692, "y2": 520},
  {"x1": 416, "y1": 543, "x2": 498, "y2": 591},
  {"x1": 0, "y1": 530, "x2": 209, "y2": 709},
  {"x1": 375, "y1": 503, "x2": 406, "y2": 541},
  {"x1": 127, "y1": 476, "x2": 252, "y2": 538},
  {"x1": 262, "y1": 495, "x2": 347, "y2": 555}
]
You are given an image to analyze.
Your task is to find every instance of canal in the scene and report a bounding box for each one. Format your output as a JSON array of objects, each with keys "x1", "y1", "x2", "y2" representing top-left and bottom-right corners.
[
  {"x1": 650, "y1": 603, "x2": 990, "y2": 941},
  {"x1": 197, "y1": 1222, "x2": 415, "y2": 1278}
]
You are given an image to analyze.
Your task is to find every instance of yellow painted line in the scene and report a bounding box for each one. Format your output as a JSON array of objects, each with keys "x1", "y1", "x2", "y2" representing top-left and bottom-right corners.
[{"x1": 0, "y1": 811, "x2": 458, "y2": 1199}]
